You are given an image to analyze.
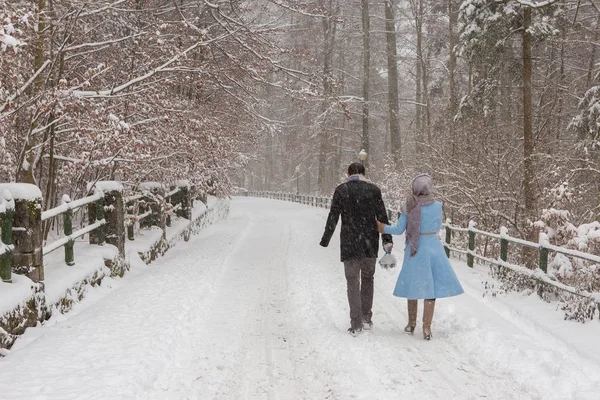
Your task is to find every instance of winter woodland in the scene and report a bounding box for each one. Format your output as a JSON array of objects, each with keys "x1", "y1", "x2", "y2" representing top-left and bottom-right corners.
[{"x1": 1, "y1": 1, "x2": 599, "y2": 286}]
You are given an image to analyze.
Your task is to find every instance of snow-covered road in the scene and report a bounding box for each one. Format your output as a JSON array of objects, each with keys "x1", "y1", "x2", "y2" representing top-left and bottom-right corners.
[{"x1": 1, "y1": 197, "x2": 599, "y2": 400}]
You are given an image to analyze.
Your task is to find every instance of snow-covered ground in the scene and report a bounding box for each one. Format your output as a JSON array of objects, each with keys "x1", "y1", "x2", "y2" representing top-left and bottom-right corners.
[{"x1": 0, "y1": 197, "x2": 599, "y2": 400}]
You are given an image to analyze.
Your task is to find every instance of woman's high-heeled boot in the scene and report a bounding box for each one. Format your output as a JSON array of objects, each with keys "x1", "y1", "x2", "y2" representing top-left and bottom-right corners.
[
  {"x1": 422, "y1": 299, "x2": 436, "y2": 340},
  {"x1": 404, "y1": 300, "x2": 418, "y2": 333}
]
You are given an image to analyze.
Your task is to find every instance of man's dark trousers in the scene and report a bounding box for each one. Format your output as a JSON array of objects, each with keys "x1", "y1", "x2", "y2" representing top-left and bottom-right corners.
[{"x1": 344, "y1": 258, "x2": 376, "y2": 330}]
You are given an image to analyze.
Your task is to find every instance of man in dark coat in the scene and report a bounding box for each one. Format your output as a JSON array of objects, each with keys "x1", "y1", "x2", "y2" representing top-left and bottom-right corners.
[{"x1": 320, "y1": 162, "x2": 393, "y2": 335}]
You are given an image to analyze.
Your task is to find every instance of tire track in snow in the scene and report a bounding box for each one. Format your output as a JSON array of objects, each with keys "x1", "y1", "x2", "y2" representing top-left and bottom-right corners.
[{"x1": 145, "y1": 199, "x2": 306, "y2": 399}]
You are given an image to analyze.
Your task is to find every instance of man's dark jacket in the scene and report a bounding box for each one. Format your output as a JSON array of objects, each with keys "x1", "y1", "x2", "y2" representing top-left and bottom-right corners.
[{"x1": 320, "y1": 179, "x2": 393, "y2": 262}]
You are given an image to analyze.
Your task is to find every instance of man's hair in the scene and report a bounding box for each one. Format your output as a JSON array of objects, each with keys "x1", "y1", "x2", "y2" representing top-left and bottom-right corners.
[{"x1": 347, "y1": 162, "x2": 365, "y2": 176}]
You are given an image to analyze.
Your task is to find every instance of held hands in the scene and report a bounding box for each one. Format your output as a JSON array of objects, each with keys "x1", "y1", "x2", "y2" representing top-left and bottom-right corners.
[
  {"x1": 376, "y1": 220, "x2": 387, "y2": 234},
  {"x1": 383, "y1": 242, "x2": 393, "y2": 254}
]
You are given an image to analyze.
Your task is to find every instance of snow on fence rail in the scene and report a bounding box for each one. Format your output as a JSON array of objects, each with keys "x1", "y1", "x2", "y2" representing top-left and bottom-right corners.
[
  {"x1": 41, "y1": 192, "x2": 103, "y2": 221},
  {"x1": 246, "y1": 191, "x2": 600, "y2": 311},
  {"x1": 41, "y1": 192, "x2": 107, "y2": 265}
]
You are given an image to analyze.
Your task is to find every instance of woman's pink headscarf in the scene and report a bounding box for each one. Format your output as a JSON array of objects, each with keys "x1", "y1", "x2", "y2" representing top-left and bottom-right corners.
[{"x1": 405, "y1": 174, "x2": 435, "y2": 256}]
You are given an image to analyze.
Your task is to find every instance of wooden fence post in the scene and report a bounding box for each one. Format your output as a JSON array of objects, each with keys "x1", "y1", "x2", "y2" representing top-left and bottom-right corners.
[
  {"x1": 0, "y1": 190, "x2": 14, "y2": 283},
  {"x1": 467, "y1": 220, "x2": 476, "y2": 268},
  {"x1": 127, "y1": 224, "x2": 135, "y2": 241},
  {"x1": 444, "y1": 219, "x2": 451, "y2": 258},
  {"x1": 500, "y1": 226, "x2": 509, "y2": 262},
  {"x1": 0, "y1": 184, "x2": 45, "y2": 283},
  {"x1": 139, "y1": 182, "x2": 166, "y2": 235},
  {"x1": 63, "y1": 196, "x2": 75, "y2": 266},
  {"x1": 539, "y1": 232, "x2": 549, "y2": 273},
  {"x1": 88, "y1": 194, "x2": 106, "y2": 246},
  {"x1": 177, "y1": 181, "x2": 192, "y2": 220}
]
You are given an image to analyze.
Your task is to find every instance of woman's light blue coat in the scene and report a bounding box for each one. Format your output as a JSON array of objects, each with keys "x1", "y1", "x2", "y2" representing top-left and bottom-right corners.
[{"x1": 384, "y1": 201, "x2": 464, "y2": 300}]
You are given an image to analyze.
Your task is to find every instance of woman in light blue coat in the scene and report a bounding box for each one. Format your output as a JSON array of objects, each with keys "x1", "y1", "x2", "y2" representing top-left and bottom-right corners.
[{"x1": 377, "y1": 174, "x2": 463, "y2": 340}]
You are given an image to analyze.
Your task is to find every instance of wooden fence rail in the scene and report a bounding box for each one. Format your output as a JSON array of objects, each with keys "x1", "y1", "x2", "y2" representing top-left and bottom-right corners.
[{"x1": 41, "y1": 192, "x2": 106, "y2": 266}]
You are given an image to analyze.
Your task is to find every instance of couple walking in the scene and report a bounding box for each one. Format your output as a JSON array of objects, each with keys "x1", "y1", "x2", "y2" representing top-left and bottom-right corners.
[{"x1": 319, "y1": 163, "x2": 463, "y2": 339}]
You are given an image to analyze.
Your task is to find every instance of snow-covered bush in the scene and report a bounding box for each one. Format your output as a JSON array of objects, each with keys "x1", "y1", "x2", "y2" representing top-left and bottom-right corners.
[{"x1": 534, "y1": 206, "x2": 600, "y2": 289}]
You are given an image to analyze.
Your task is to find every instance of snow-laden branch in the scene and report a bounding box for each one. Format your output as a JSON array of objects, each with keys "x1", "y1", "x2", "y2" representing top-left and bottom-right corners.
[
  {"x1": 130, "y1": 116, "x2": 168, "y2": 127},
  {"x1": 203, "y1": 0, "x2": 219, "y2": 9},
  {"x1": 515, "y1": 0, "x2": 558, "y2": 8},
  {"x1": 71, "y1": 33, "x2": 231, "y2": 98},
  {"x1": 78, "y1": 0, "x2": 127, "y2": 17},
  {"x1": 31, "y1": 115, "x2": 67, "y2": 136},
  {"x1": 64, "y1": 32, "x2": 146, "y2": 52},
  {"x1": 42, "y1": 154, "x2": 82, "y2": 163},
  {"x1": 0, "y1": 60, "x2": 51, "y2": 120},
  {"x1": 267, "y1": 0, "x2": 327, "y2": 18}
]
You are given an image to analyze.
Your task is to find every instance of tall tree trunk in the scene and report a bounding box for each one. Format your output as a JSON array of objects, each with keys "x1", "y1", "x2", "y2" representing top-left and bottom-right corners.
[
  {"x1": 522, "y1": 7, "x2": 537, "y2": 259},
  {"x1": 17, "y1": 0, "x2": 47, "y2": 183},
  {"x1": 43, "y1": 123, "x2": 56, "y2": 241},
  {"x1": 586, "y1": 15, "x2": 600, "y2": 87},
  {"x1": 317, "y1": 1, "x2": 337, "y2": 193},
  {"x1": 556, "y1": 23, "x2": 568, "y2": 141},
  {"x1": 448, "y1": 0, "x2": 457, "y2": 159},
  {"x1": 385, "y1": 0, "x2": 401, "y2": 166},
  {"x1": 422, "y1": 49, "x2": 432, "y2": 148},
  {"x1": 334, "y1": 20, "x2": 347, "y2": 186},
  {"x1": 594, "y1": 19, "x2": 600, "y2": 223},
  {"x1": 414, "y1": 0, "x2": 424, "y2": 156},
  {"x1": 361, "y1": 0, "x2": 371, "y2": 169},
  {"x1": 34, "y1": 0, "x2": 47, "y2": 91}
]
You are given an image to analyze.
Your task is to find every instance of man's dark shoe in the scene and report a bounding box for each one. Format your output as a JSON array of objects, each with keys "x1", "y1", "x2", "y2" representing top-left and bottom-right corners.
[{"x1": 347, "y1": 326, "x2": 363, "y2": 336}]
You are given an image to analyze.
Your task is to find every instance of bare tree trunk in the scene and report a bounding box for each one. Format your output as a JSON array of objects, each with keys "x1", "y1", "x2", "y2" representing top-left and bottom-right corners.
[
  {"x1": 414, "y1": 0, "x2": 424, "y2": 156},
  {"x1": 587, "y1": 15, "x2": 600, "y2": 87},
  {"x1": 555, "y1": 26, "x2": 566, "y2": 141},
  {"x1": 17, "y1": 0, "x2": 47, "y2": 183},
  {"x1": 448, "y1": 0, "x2": 457, "y2": 159},
  {"x1": 385, "y1": 0, "x2": 401, "y2": 166},
  {"x1": 422, "y1": 49, "x2": 432, "y2": 148},
  {"x1": 522, "y1": 7, "x2": 537, "y2": 261},
  {"x1": 334, "y1": 21, "x2": 347, "y2": 186},
  {"x1": 43, "y1": 124, "x2": 56, "y2": 241},
  {"x1": 317, "y1": 0, "x2": 337, "y2": 193},
  {"x1": 361, "y1": 0, "x2": 371, "y2": 169}
]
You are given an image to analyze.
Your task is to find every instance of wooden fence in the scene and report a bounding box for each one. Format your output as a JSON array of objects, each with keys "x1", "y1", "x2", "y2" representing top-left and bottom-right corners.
[{"x1": 0, "y1": 181, "x2": 194, "y2": 285}]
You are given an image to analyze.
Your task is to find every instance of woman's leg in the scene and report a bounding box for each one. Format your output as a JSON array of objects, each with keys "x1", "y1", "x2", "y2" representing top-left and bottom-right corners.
[
  {"x1": 422, "y1": 299, "x2": 436, "y2": 340},
  {"x1": 405, "y1": 300, "x2": 418, "y2": 333}
]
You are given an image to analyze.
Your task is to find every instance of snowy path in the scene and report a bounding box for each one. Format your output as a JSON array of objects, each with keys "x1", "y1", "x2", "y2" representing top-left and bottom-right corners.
[{"x1": 1, "y1": 197, "x2": 600, "y2": 400}]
